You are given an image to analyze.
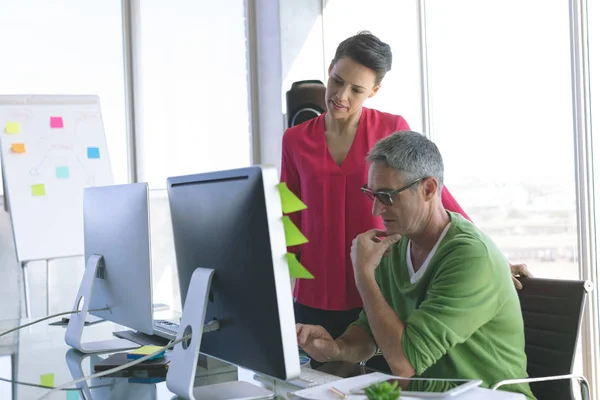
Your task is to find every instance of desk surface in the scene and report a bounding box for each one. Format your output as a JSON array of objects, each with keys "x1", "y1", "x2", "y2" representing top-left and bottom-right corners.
[{"x1": 0, "y1": 317, "x2": 526, "y2": 399}]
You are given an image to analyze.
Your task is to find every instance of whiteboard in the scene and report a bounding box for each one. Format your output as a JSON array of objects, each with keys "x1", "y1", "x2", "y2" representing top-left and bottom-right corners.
[{"x1": 0, "y1": 95, "x2": 113, "y2": 263}]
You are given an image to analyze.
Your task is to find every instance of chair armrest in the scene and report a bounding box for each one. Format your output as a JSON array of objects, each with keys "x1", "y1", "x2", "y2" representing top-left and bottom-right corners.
[{"x1": 493, "y1": 374, "x2": 590, "y2": 400}]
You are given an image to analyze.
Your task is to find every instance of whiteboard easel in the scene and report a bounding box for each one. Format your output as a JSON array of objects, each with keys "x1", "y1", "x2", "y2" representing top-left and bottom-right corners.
[{"x1": 0, "y1": 95, "x2": 113, "y2": 316}]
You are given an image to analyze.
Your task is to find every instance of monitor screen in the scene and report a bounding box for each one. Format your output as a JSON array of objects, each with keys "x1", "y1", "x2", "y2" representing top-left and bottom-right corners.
[{"x1": 167, "y1": 166, "x2": 299, "y2": 381}]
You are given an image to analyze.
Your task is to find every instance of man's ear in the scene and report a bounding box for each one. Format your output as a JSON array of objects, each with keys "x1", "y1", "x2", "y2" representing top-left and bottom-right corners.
[
  {"x1": 368, "y1": 84, "x2": 382, "y2": 98},
  {"x1": 422, "y1": 177, "x2": 439, "y2": 201},
  {"x1": 328, "y1": 61, "x2": 334, "y2": 75}
]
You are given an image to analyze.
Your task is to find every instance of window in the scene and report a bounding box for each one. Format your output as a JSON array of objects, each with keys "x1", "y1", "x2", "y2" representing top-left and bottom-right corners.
[
  {"x1": 322, "y1": 0, "x2": 423, "y2": 132},
  {"x1": 0, "y1": 0, "x2": 127, "y2": 190},
  {"x1": 137, "y1": 0, "x2": 251, "y2": 188},
  {"x1": 425, "y1": 0, "x2": 583, "y2": 381},
  {"x1": 425, "y1": 0, "x2": 578, "y2": 281},
  {"x1": 280, "y1": 0, "x2": 326, "y2": 113}
]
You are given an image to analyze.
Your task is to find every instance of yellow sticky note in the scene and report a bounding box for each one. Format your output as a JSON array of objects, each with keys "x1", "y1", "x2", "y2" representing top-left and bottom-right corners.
[
  {"x1": 40, "y1": 373, "x2": 54, "y2": 387},
  {"x1": 282, "y1": 216, "x2": 308, "y2": 247},
  {"x1": 277, "y1": 182, "x2": 307, "y2": 214},
  {"x1": 11, "y1": 143, "x2": 26, "y2": 153},
  {"x1": 32, "y1": 184, "x2": 46, "y2": 196},
  {"x1": 128, "y1": 345, "x2": 163, "y2": 356},
  {"x1": 5, "y1": 122, "x2": 20, "y2": 134},
  {"x1": 286, "y1": 253, "x2": 314, "y2": 279}
]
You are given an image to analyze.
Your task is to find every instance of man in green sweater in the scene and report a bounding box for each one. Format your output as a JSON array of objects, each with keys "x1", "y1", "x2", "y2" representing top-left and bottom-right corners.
[{"x1": 297, "y1": 131, "x2": 534, "y2": 399}]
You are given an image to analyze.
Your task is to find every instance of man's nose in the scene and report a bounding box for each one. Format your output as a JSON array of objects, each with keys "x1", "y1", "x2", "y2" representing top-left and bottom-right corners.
[{"x1": 372, "y1": 198, "x2": 386, "y2": 216}]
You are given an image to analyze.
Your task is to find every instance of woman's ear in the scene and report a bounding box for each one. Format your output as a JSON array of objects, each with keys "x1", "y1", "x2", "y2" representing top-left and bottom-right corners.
[{"x1": 368, "y1": 84, "x2": 382, "y2": 98}]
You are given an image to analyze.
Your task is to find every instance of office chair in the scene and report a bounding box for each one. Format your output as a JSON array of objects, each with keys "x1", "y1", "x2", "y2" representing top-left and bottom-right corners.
[
  {"x1": 285, "y1": 80, "x2": 326, "y2": 128},
  {"x1": 493, "y1": 277, "x2": 592, "y2": 400}
]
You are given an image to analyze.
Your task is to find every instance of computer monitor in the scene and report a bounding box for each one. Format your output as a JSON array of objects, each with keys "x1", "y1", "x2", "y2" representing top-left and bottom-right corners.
[
  {"x1": 166, "y1": 165, "x2": 300, "y2": 381},
  {"x1": 65, "y1": 182, "x2": 154, "y2": 353}
]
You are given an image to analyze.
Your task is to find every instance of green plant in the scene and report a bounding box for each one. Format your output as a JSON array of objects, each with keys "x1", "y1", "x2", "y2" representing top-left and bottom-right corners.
[{"x1": 364, "y1": 381, "x2": 402, "y2": 400}]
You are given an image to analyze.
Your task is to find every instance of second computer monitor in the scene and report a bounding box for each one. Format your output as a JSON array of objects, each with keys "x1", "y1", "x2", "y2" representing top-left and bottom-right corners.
[
  {"x1": 84, "y1": 182, "x2": 154, "y2": 334},
  {"x1": 167, "y1": 165, "x2": 299, "y2": 381}
]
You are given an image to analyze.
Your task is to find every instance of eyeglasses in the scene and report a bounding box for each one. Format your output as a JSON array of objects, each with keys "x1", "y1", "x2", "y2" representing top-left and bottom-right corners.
[{"x1": 361, "y1": 178, "x2": 425, "y2": 206}]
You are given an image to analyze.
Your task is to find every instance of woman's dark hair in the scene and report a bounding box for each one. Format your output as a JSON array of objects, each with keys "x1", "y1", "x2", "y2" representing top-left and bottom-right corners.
[{"x1": 332, "y1": 31, "x2": 392, "y2": 85}]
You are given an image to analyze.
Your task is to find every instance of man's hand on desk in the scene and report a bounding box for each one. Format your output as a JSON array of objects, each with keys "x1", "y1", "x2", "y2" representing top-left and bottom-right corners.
[{"x1": 296, "y1": 324, "x2": 340, "y2": 363}]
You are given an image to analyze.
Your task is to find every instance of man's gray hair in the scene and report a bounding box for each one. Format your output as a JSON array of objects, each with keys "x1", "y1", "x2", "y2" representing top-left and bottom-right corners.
[{"x1": 366, "y1": 131, "x2": 444, "y2": 191}]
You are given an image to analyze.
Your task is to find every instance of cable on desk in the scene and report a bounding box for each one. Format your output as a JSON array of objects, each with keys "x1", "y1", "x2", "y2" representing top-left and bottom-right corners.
[
  {"x1": 0, "y1": 307, "x2": 109, "y2": 339},
  {"x1": 0, "y1": 376, "x2": 83, "y2": 392},
  {"x1": 38, "y1": 334, "x2": 192, "y2": 400},
  {"x1": 0, "y1": 376, "x2": 112, "y2": 392}
]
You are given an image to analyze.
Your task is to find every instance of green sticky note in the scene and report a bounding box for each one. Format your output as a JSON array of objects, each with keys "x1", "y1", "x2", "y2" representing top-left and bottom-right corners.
[
  {"x1": 66, "y1": 390, "x2": 81, "y2": 400},
  {"x1": 286, "y1": 253, "x2": 314, "y2": 279},
  {"x1": 282, "y1": 216, "x2": 308, "y2": 247},
  {"x1": 277, "y1": 182, "x2": 307, "y2": 214},
  {"x1": 5, "y1": 122, "x2": 20, "y2": 134},
  {"x1": 32, "y1": 184, "x2": 46, "y2": 196},
  {"x1": 40, "y1": 373, "x2": 54, "y2": 387}
]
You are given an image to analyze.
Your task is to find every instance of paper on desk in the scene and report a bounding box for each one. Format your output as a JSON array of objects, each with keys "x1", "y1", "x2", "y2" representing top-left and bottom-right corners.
[{"x1": 291, "y1": 372, "x2": 396, "y2": 400}]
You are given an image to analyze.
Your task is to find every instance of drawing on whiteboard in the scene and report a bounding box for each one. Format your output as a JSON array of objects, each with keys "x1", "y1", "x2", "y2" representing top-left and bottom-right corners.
[
  {"x1": 8, "y1": 108, "x2": 33, "y2": 121},
  {"x1": 29, "y1": 155, "x2": 47, "y2": 176},
  {"x1": 23, "y1": 115, "x2": 102, "y2": 184},
  {"x1": 76, "y1": 156, "x2": 95, "y2": 186},
  {"x1": 49, "y1": 143, "x2": 75, "y2": 151}
]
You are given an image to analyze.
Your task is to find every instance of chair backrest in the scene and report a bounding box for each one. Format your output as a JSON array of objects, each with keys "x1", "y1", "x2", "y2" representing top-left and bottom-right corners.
[
  {"x1": 286, "y1": 80, "x2": 326, "y2": 128},
  {"x1": 518, "y1": 277, "x2": 592, "y2": 400}
]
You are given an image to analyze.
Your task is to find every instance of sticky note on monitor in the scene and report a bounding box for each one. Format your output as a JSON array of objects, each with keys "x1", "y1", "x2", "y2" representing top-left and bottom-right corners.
[
  {"x1": 40, "y1": 373, "x2": 54, "y2": 387},
  {"x1": 50, "y1": 116, "x2": 64, "y2": 128},
  {"x1": 10, "y1": 143, "x2": 26, "y2": 153},
  {"x1": 87, "y1": 147, "x2": 100, "y2": 159},
  {"x1": 56, "y1": 166, "x2": 69, "y2": 179},
  {"x1": 31, "y1": 184, "x2": 46, "y2": 197},
  {"x1": 282, "y1": 216, "x2": 308, "y2": 247},
  {"x1": 5, "y1": 122, "x2": 20, "y2": 134},
  {"x1": 286, "y1": 252, "x2": 314, "y2": 279},
  {"x1": 277, "y1": 182, "x2": 307, "y2": 214}
]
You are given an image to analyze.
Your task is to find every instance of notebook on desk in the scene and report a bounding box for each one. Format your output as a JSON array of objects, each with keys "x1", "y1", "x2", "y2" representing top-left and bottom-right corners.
[{"x1": 93, "y1": 352, "x2": 171, "y2": 378}]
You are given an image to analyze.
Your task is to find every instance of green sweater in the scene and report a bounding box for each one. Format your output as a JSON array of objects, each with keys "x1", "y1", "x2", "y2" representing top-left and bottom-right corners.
[{"x1": 352, "y1": 212, "x2": 535, "y2": 399}]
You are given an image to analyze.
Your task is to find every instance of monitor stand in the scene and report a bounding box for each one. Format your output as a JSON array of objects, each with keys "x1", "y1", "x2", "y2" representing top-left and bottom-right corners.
[
  {"x1": 166, "y1": 267, "x2": 274, "y2": 400},
  {"x1": 65, "y1": 254, "x2": 142, "y2": 353},
  {"x1": 65, "y1": 349, "x2": 114, "y2": 399}
]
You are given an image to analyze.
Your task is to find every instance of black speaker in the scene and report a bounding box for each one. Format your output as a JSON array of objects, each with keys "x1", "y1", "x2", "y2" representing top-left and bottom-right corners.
[{"x1": 286, "y1": 80, "x2": 326, "y2": 128}]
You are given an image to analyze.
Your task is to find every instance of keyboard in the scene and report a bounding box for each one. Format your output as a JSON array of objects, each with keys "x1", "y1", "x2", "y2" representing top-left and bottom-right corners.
[
  {"x1": 287, "y1": 366, "x2": 342, "y2": 388},
  {"x1": 153, "y1": 319, "x2": 179, "y2": 340}
]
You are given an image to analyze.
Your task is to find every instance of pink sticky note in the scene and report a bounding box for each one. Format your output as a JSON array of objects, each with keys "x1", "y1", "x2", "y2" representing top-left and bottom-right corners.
[{"x1": 50, "y1": 117, "x2": 64, "y2": 128}]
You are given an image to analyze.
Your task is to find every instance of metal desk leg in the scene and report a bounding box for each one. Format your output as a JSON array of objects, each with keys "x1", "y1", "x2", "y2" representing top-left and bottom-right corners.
[
  {"x1": 21, "y1": 262, "x2": 31, "y2": 318},
  {"x1": 46, "y1": 260, "x2": 50, "y2": 316}
]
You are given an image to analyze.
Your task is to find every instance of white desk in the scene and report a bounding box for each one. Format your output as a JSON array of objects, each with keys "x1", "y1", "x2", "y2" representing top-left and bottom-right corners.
[{"x1": 238, "y1": 368, "x2": 527, "y2": 399}]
